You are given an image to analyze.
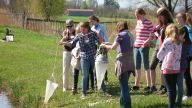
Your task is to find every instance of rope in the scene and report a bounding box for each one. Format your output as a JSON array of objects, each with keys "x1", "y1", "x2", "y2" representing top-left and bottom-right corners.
[{"x1": 50, "y1": 35, "x2": 60, "y2": 82}]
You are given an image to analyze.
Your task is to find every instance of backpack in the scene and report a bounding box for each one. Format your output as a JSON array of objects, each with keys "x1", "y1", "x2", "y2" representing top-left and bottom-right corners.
[{"x1": 185, "y1": 24, "x2": 192, "y2": 57}]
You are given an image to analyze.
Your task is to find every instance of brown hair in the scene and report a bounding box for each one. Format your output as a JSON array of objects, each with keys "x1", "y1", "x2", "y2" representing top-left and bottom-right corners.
[
  {"x1": 116, "y1": 21, "x2": 128, "y2": 33},
  {"x1": 89, "y1": 15, "x2": 99, "y2": 22},
  {"x1": 186, "y1": 13, "x2": 192, "y2": 27},
  {"x1": 135, "y1": 8, "x2": 146, "y2": 15},
  {"x1": 156, "y1": 7, "x2": 173, "y2": 26},
  {"x1": 176, "y1": 12, "x2": 186, "y2": 22},
  {"x1": 79, "y1": 22, "x2": 91, "y2": 31},
  {"x1": 165, "y1": 24, "x2": 180, "y2": 44}
]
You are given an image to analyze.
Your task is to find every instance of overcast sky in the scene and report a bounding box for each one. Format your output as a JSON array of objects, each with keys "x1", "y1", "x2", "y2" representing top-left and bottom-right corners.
[{"x1": 97, "y1": 0, "x2": 146, "y2": 8}]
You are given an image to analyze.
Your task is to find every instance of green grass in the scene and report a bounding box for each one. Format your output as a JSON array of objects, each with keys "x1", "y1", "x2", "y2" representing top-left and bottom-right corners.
[
  {"x1": 0, "y1": 26, "x2": 192, "y2": 108},
  {"x1": 56, "y1": 15, "x2": 136, "y2": 23}
]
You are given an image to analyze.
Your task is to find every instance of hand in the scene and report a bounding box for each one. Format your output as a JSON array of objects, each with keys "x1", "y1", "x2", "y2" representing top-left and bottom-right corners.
[{"x1": 100, "y1": 43, "x2": 105, "y2": 48}]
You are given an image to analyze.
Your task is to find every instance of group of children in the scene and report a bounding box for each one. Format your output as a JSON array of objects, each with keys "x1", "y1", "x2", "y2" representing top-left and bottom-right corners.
[{"x1": 58, "y1": 7, "x2": 192, "y2": 108}]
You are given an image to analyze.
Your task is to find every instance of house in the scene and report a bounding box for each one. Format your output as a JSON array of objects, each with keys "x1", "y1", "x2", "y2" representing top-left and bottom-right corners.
[{"x1": 67, "y1": 9, "x2": 94, "y2": 16}]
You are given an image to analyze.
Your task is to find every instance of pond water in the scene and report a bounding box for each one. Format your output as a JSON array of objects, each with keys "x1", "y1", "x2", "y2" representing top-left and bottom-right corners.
[{"x1": 0, "y1": 92, "x2": 12, "y2": 108}]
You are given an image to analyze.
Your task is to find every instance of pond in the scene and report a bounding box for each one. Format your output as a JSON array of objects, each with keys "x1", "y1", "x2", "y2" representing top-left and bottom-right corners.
[{"x1": 0, "y1": 92, "x2": 13, "y2": 108}]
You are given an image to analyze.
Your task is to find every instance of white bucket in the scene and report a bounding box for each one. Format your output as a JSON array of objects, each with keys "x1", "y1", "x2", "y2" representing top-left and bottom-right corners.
[
  {"x1": 95, "y1": 61, "x2": 107, "y2": 90},
  {"x1": 6, "y1": 35, "x2": 13, "y2": 42},
  {"x1": 44, "y1": 80, "x2": 58, "y2": 104}
]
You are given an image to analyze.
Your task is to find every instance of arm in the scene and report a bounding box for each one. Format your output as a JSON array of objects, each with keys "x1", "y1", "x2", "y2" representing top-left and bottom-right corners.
[
  {"x1": 100, "y1": 41, "x2": 119, "y2": 50},
  {"x1": 157, "y1": 39, "x2": 169, "y2": 61},
  {"x1": 98, "y1": 30, "x2": 104, "y2": 43}
]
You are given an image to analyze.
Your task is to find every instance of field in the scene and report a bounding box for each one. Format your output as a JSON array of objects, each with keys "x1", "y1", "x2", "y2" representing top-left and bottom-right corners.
[{"x1": 0, "y1": 26, "x2": 192, "y2": 108}]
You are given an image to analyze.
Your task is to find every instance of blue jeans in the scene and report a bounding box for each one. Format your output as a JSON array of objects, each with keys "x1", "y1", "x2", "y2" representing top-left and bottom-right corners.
[
  {"x1": 184, "y1": 57, "x2": 192, "y2": 96},
  {"x1": 80, "y1": 58, "x2": 95, "y2": 95},
  {"x1": 73, "y1": 68, "x2": 79, "y2": 91},
  {"x1": 164, "y1": 74, "x2": 178, "y2": 108},
  {"x1": 134, "y1": 47, "x2": 150, "y2": 70},
  {"x1": 119, "y1": 72, "x2": 131, "y2": 108},
  {"x1": 176, "y1": 72, "x2": 183, "y2": 105}
]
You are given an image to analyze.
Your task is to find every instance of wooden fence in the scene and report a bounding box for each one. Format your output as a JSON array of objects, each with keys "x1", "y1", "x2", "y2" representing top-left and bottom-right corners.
[
  {"x1": 0, "y1": 12, "x2": 117, "y2": 41},
  {"x1": 26, "y1": 18, "x2": 117, "y2": 40},
  {"x1": 0, "y1": 12, "x2": 25, "y2": 28}
]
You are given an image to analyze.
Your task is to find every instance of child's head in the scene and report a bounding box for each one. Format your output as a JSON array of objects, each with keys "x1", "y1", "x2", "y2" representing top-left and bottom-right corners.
[
  {"x1": 116, "y1": 21, "x2": 128, "y2": 33},
  {"x1": 156, "y1": 7, "x2": 173, "y2": 26},
  {"x1": 135, "y1": 8, "x2": 146, "y2": 20},
  {"x1": 176, "y1": 13, "x2": 186, "y2": 27},
  {"x1": 165, "y1": 24, "x2": 180, "y2": 44}
]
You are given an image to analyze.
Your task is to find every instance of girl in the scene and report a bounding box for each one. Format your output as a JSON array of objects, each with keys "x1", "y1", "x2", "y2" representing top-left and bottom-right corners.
[
  {"x1": 155, "y1": 7, "x2": 174, "y2": 95},
  {"x1": 64, "y1": 22, "x2": 101, "y2": 99},
  {"x1": 71, "y1": 24, "x2": 81, "y2": 95},
  {"x1": 157, "y1": 24, "x2": 182, "y2": 108},
  {"x1": 101, "y1": 21, "x2": 134, "y2": 108},
  {"x1": 133, "y1": 8, "x2": 154, "y2": 91},
  {"x1": 175, "y1": 12, "x2": 191, "y2": 105}
]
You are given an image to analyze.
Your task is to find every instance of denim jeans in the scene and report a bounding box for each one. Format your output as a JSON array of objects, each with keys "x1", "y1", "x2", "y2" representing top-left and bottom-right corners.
[
  {"x1": 164, "y1": 74, "x2": 178, "y2": 108},
  {"x1": 134, "y1": 47, "x2": 150, "y2": 70},
  {"x1": 80, "y1": 57, "x2": 95, "y2": 95},
  {"x1": 176, "y1": 72, "x2": 183, "y2": 105},
  {"x1": 87, "y1": 65, "x2": 94, "y2": 90},
  {"x1": 184, "y1": 57, "x2": 192, "y2": 96},
  {"x1": 73, "y1": 68, "x2": 79, "y2": 91},
  {"x1": 119, "y1": 72, "x2": 131, "y2": 108}
]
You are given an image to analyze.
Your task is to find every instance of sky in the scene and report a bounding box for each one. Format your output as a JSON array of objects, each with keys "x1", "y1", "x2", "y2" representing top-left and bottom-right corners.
[{"x1": 97, "y1": 0, "x2": 146, "y2": 8}]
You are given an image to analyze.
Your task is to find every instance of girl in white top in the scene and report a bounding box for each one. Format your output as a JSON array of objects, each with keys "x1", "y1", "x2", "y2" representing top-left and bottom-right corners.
[{"x1": 157, "y1": 24, "x2": 182, "y2": 108}]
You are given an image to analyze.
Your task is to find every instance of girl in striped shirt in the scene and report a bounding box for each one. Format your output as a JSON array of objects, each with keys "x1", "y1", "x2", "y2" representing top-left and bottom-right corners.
[{"x1": 133, "y1": 8, "x2": 154, "y2": 91}]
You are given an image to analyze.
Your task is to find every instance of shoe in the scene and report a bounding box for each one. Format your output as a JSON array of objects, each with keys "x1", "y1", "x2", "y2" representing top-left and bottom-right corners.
[
  {"x1": 158, "y1": 85, "x2": 165, "y2": 91},
  {"x1": 144, "y1": 86, "x2": 150, "y2": 91},
  {"x1": 157, "y1": 89, "x2": 166, "y2": 95},
  {"x1": 131, "y1": 86, "x2": 139, "y2": 91},
  {"x1": 150, "y1": 86, "x2": 157, "y2": 92},
  {"x1": 72, "y1": 90, "x2": 77, "y2": 95},
  {"x1": 80, "y1": 94, "x2": 86, "y2": 100},
  {"x1": 63, "y1": 88, "x2": 67, "y2": 92},
  {"x1": 103, "y1": 92, "x2": 112, "y2": 97},
  {"x1": 182, "y1": 96, "x2": 188, "y2": 101}
]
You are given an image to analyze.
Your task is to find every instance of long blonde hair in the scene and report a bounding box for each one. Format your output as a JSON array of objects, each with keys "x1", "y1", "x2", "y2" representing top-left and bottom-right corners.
[{"x1": 165, "y1": 24, "x2": 180, "y2": 44}]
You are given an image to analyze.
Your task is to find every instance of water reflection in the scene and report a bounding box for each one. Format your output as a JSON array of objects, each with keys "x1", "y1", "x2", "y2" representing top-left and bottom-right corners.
[{"x1": 0, "y1": 92, "x2": 12, "y2": 108}]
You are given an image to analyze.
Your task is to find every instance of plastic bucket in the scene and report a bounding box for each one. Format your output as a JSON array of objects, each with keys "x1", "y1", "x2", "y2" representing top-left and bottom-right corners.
[{"x1": 6, "y1": 35, "x2": 13, "y2": 42}]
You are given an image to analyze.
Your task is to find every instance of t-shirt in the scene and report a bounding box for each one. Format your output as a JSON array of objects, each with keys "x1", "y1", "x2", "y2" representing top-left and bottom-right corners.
[
  {"x1": 91, "y1": 23, "x2": 109, "y2": 42},
  {"x1": 134, "y1": 19, "x2": 154, "y2": 47},
  {"x1": 115, "y1": 30, "x2": 131, "y2": 54}
]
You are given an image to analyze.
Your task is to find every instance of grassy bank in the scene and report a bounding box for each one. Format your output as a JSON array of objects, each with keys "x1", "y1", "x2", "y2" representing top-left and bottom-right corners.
[{"x1": 0, "y1": 26, "x2": 192, "y2": 108}]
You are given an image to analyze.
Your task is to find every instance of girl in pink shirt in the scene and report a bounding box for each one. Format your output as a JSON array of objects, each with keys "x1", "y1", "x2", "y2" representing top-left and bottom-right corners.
[{"x1": 157, "y1": 24, "x2": 182, "y2": 108}]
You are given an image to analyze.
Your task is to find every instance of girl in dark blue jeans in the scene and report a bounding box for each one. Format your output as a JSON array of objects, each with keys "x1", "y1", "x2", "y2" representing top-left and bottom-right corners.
[{"x1": 101, "y1": 21, "x2": 134, "y2": 108}]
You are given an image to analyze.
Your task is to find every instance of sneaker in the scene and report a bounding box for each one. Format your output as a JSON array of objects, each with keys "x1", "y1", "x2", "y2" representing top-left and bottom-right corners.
[
  {"x1": 131, "y1": 86, "x2": 140, "y2": 91},
  {"x1": 103, "y1": 92, "x2": 112, "y2": 97},
  {"x1": 158, "y1": 85, "x2": 165, "y2": 91},
  {"x1": 72, "y1": 90, "x2": 77, "y2": 95},
  {"x1": 144, "y1": 86, "x2": 150, "y2": 91},
  {"x1": 80, "y1": 94, "x2": 86, "y2": 100},
  {"x1": 150, "y1": 86, "x2": 157, "y2": 92},
  {"x1": 182, "y1": 96, "x2": 188, "y2": 101},
  {"x1": 63, "y1": 88, "x2": 67, "y2": 92},
  {"x1": 157, "y1": 89, "x2": 166, "y2": 95}
]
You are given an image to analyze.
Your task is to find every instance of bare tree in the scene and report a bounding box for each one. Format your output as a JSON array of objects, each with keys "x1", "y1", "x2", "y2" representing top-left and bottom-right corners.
[
  {"x1": 183, "y1": 0, "x2": 192, "y2": 12},
  {"x1": 145, "y1": 0, "x2": 178, "y2": 15},
  {"x1": 146, "y1": 0, "x2": 192, "y2": 14}
]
